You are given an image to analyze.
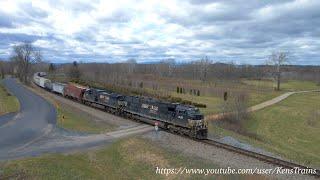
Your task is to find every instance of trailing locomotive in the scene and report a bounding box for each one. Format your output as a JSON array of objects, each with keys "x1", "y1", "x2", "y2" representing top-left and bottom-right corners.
[{"x1": 32, "y1": 72, "x2": 208, "y2": 139}]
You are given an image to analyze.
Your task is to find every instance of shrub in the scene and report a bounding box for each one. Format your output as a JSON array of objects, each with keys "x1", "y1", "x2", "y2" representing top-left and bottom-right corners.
[{"x1": 219, "y1": 91, "x2": 250, "y2": 125}]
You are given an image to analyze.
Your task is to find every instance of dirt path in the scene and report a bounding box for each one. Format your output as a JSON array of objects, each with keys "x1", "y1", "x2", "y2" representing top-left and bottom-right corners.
[{"x1": 205, "y1": 89, "x2": 320, "y2": 121}]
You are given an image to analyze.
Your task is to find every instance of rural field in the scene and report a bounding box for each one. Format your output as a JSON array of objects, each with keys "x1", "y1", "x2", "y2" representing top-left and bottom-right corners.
[{"x1": 209, "y1": 91, "x2": 320, "y2": 167}]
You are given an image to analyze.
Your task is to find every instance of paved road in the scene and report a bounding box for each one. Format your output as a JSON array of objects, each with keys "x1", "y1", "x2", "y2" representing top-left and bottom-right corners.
[
  {"x1": 0, "y1": 78, "x2": 56, "y2": 156},
  {"x1": 0, "y1": 78, "x2": 152, "y2": 160}
]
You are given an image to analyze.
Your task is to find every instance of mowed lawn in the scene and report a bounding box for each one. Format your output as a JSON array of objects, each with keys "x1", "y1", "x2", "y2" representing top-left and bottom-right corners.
[
  {"x1": 0, "y1": 83, "x2": 19, "y2": 115},
  {"x1": 56, "y1": 102, "x2": 115, "y2": 134},
  {"x1": 245, "y1": 92, "x2": 320, "y2": 166},
  {"x1": 0, "y1": 138, "x2": 239, "y2": 179},
  {"x1": 243, "y1": 79, "x2": 319, "y2": 91},
  {"x1": 208, "y1": 92, "x2": 320, "y2": 167}
]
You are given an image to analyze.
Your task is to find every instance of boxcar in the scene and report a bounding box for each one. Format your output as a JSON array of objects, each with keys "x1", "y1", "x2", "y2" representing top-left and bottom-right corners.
[
  {"x1": 63, "y1": 83, "x2": 87, "y2": 101},
  {"x1": 52, "y1": 83, "x2": 66, "y2": 95}
]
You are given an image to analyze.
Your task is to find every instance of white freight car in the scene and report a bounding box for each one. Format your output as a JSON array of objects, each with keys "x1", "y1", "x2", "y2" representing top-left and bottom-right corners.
[
  {"x1": 39, "y1": 77, "x2": 51, "y2": 88},
  {"x1": 52, "y1": 83, "x2": 66, "y2": 95},
  {"x1": 33, "y1": 73, "x2": 41, "y2": 86}
]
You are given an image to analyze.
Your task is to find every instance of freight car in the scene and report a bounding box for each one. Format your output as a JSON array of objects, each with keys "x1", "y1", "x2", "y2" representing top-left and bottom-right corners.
[
  {"x1": 33, "y1": 73, "x2": 41, "y2": 86},
  {"x1": 44, "y1": 81, "x2": 53, "y2": 90},
  {"x1": 33, "y1": 73, "x2": 51, "y2": 88},
  {"x1": 63, "y1": 83, "x2": 87, "y2": 101},
  {"x1": 52, "y1": 83, "x2": 66, "y2": 95}
]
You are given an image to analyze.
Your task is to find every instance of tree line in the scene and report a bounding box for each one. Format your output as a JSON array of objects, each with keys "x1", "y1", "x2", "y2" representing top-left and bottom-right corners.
[{"x1": 0, "y1": 42, "x2": 319, "y2": 91}]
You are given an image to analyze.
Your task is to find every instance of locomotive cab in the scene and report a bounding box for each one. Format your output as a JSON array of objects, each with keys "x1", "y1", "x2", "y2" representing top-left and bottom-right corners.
[{"x1": 185, "y1": 107, "x2": 208, "y2": 139}]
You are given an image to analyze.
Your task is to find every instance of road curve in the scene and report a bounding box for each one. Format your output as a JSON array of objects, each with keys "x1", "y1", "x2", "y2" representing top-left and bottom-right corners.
[{"x1": 0, "y1": 78, "x2": 56, "y2": 156}]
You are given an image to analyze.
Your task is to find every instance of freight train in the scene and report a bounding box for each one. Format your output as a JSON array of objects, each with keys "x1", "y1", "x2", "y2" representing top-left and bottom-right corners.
[{"x1": 33, "y1": 72, "x2": 208, "y2": 139}]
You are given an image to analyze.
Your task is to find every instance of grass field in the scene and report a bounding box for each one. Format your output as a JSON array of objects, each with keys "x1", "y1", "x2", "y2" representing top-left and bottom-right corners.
[
  {"x1": 0, "y1": 83, "x2": 19, "y2": 115},
  {"x1": 186, "y1": 79, "x2": 317, "y2": 115},
  {"x1": 209, "y1": 92, "x2": 320, "y2": 167},
  {"x1": 242, "y1": 79, "x2": 319, "y2": 91},
  {"x1": 0, "y1": 138, "x2": 247, "y2": 179},
  {"x1": 56, "y1": 102, "x2": 115, "y2": 134}
]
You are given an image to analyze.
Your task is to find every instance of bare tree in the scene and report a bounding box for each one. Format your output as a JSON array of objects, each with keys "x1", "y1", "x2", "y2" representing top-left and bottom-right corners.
[
  {"x1": 0, "y1": 60, "x2": 4, "y2": 78},
  {"x1": 48, "y1": 63, "x2": 56, "y2": 73},
  {"x1": 220, "y1": 92, "x2": 249, "y2": 124},
  {"x1": 10, "y1": 42, "x2": 42, "y2": 83},
  {"x1": 69, "y1": 61, "x2": 81, "y2": 79},
  {"x1": 199, "y1": 56, "x2": 212, "y2": 81},
  {"x1": 267, "y1": 51, "x2": 289, "y2": 91}
]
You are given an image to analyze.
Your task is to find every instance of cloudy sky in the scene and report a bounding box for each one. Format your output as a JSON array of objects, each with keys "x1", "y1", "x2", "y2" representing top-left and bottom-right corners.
[{"x1": 0, "y1": 0, "x2": 319, "y2": 64}]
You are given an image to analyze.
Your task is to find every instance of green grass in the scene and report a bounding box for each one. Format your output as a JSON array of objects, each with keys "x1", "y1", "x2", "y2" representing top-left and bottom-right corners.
[
  {"x1": 243, "y1": 79, "x2": 319, "y2": 91},
  {"x1": 56, "y1": 102, "x2": 115, "y2": 134},
  {"x1": 248, "y1": 91, "x2": 283, "y2": 106},
  {"x1": 0, "y1": 84, "x2": 20, "y2": 115},
  {"x1": 209, "y1": 92, "x2": 320, "y2": 167},
  {"x1": 0, "y1": 138, "x2": 246, "y2": 179}
]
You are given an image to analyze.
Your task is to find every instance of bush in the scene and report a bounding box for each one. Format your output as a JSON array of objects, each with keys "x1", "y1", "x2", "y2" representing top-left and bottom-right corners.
[
  {"x1": 219, "y1": 92, "x2": 250, "y2": 125},
  {"x1": 193, "y1": 103, "x2": 206, "y2": 108}
]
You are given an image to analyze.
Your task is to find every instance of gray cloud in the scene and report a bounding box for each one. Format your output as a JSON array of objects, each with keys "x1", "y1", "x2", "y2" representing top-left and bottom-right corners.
[
  {"x1": 0, "y1": 13, "x2": 15, "y2": 28},
  {"x1": 0, "y1": 0, "x2": 319, "y2": 64}
]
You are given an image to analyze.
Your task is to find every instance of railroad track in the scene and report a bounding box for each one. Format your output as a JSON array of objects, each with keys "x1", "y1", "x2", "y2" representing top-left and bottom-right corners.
[{"x1": 201, "y1": 139, "x2": 320, "y2": 178}]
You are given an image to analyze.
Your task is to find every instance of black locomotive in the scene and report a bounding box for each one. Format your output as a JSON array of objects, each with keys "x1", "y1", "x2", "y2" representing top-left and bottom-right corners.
[{"x1": 82, "y1": 88, "x2": 208, "y2": 139}]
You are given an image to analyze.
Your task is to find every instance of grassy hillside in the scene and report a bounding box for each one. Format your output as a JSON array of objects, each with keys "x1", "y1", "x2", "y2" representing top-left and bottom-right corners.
[
  {"x1": 0, "y1": 84, "x2": 20, "y2": 115},
  {"x1": 210, "y1": 92, "x2": 320, "y2": 167}
]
